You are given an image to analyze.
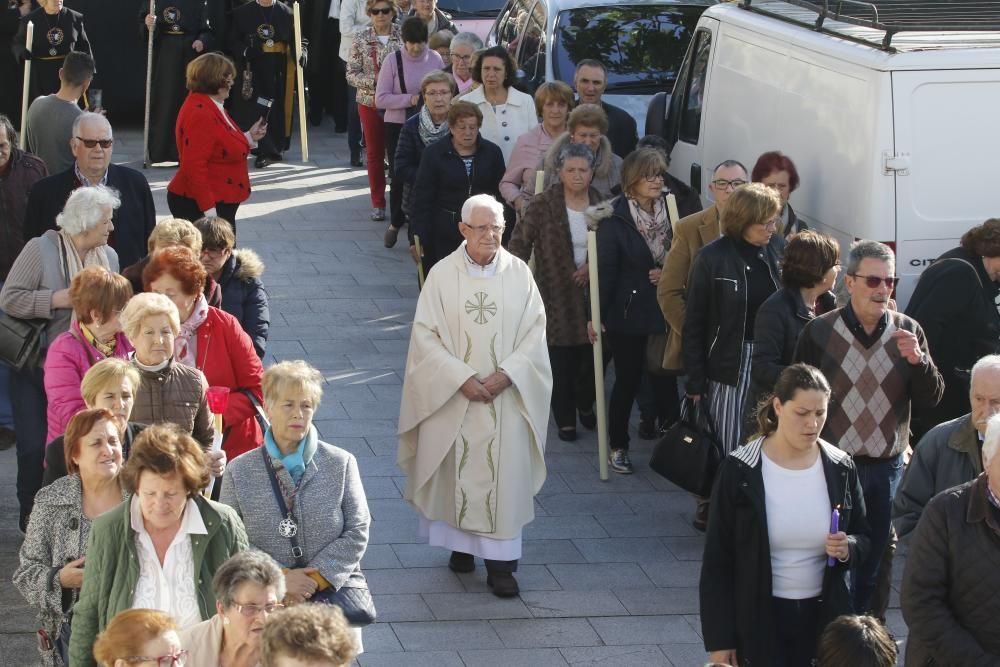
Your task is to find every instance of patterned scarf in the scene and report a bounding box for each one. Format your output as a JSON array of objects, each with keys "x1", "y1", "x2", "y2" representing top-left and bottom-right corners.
[
  {"x1": 417, "y1": 105, "x2": 449, "y2": 146},
  {"x1": 626, "y1": 196, "x2": 670, "y2": 266},
  {"x1": 58, "y1": 229, "x2": 111, "y2": 279},
  {"x1": 174, "y1": 295, "x2": 209, "y2": 368}
]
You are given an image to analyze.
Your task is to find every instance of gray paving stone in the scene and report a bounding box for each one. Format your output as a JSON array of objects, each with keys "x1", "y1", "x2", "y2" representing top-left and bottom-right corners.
[
  {"x1": 460, "y1": 648, "x2": 569, "y2": 666},
  {"x1": 658, "y1": 642, "x2": 709, "y2": 667},
  {"x1": 491, "y1": 618, "x2": 602, "y2": 648},
  {"x1": 613, "y1": 588, "x2": 701, "y2": 615},
  {"x1": 560, "y1": 645, "x2": 672, "y2": 666},
  {"x1": 366, "y1": 567, "x2": 465, "y2": 594},
  {"x1": 560, "y1": 471, "x2": 656, "y2": 494},
  {"x1": 639, "y1": 560, "x2": 704, "y2": 588},
  {"x1": 326, "y1": 436, "x2": 374, "y2": 458},
  {"x1": 341, "y1": 401, "x2": 400, "y2": 420},
  {"x1": 369, "y1": 519, "x2": 425, "y2": 544},
  {"x1": 364, "y1": 435, "x2": 402, "y2": 456},
  {"x1": 354, "y1": 456, "x2": 405, "y2": 476},
  {"x1": 360, "y1": 622, "x2": 404, "y2": 653},
  {"x1": 547, "y1": 563, "x2": 656, "y2": 591},
  {"x1": 521, "y1": 590, "x2": 628, "y2": 618},
  {"x1": 361, "y1": 544, "x2": 403, "y2": 569},
  {"x1": 457, "y1": 565, "x2": 562, "y2": 593},
  {"x1": 660, "y1": 536, "x2": 707, "y2": 561},
  {"x1": 683, "y1": 614, "x2": 704, "y2": 639},
  {"x1": 523, "y1": 515, "x2": 609, "y2": 540},
  {"x1": 590, "y1": 615, "x2": 702, "y2": 645},
  {"x1": 359, "y1": 476, "x2": 402, "y2": 499},
  {"x1": 367, "y1": 498, "x2": 418, "y2": 521},
  {"x1": 369, "y1": 594, "x2": 436, "y2": 622},
  {"x1": 390, "y1": 620, "x2": 504, "y2": 651},
  {"x1": 422, "y1": 593, "x2": 533, "y2": 620},
  {"x1": 0, "y1": 632, "x2": 43, "y2": 667},
  {"x1": 594, "y1": 511, "x2": 700, "y2": 538},
  {"x1": 358, "y1": 651, "x2": 463, "y2": 667},
  {"x1": 536, "y1": 493, "x2": 632, "y2": 516},
  {"x1": 391, "y1": 543, "x2": 452, "y2": 568},
  {"x1": 544, "y1": 453, "x2": 600, "y2": 473},
  {"x1": 519, "y1": 539, "x2": 588, "y2": 565},
  {"x1": 573, "y1": 537, "x2": 676, "y2": 563}
]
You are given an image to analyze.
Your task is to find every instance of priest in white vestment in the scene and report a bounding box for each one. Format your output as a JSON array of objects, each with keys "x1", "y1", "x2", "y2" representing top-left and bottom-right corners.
[{"x1": 398, "y1": 194, "x2": 553, "y2": 597}]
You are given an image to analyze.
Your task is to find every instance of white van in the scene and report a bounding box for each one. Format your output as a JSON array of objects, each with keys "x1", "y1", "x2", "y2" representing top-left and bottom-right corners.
[{"x1": 645, "y1": 0, "x2": 1000, "y2": 305}]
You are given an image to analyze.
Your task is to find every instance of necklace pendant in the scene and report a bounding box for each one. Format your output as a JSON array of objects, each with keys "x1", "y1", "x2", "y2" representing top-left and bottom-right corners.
[
  {"x1": 49, "y1": 48, "x2": 58, "y2": 56},
  {"x1": 278, "y1": 516, "x2": 298, "y2": 538},
  {"x1": 265, "y1": 38, "x2": 274, "y2": 47}
]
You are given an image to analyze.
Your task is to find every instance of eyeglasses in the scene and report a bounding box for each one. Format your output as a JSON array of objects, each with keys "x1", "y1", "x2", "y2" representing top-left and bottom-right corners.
[
  {"x1": 76, "y1": 137, "x2": 114, "y2": 149},
  {"x1": 756, "y1": 218, "x2": 779, "y2": 230},
  {"x1": 462, "y1": 222, "x2": 504, "y2": 235},
  {"x1": 232, "y1": 602, "x2": 284, "y2": 618},
  {"x1": 424, "y1": 90, "x2": 452, "y2": 98},
  {"x1": 850, "y1": 273, "x2": 898, "y2": 289},
  {"x1": 125, "y1": 649, "x2": 188, "y2": 666},
  {"x1": 200, "y1": 247, "x2": 230, "y2": 258},
  {"x1": 370, "y1": 7, "x2": 393, "y2": 14},
  {"x1": 644, "y1": 174, "x2": 665, "y2": 183},
  {"x1": 451, "y1": 53, "x2": 472, "y2": 61},
  {"x1": 711, "y1": 178, "x2": 746, "y2": 191}
]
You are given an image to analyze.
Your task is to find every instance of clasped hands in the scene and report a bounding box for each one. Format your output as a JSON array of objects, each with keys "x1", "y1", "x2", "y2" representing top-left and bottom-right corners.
[{"x1": 460, "y1": 372, "x2": 511, "y2": 403}]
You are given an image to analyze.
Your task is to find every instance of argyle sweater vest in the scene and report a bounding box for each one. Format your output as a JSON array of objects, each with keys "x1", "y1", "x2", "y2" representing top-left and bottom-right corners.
[{"x1": 805, "y1": 311, "x2": 916, "y2": 458}]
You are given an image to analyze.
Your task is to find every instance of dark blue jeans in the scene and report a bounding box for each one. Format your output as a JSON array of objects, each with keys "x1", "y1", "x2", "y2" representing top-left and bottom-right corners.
[
  {"x1": 11, "y1": 364, "x2": 46, "y2": 522},
  {"x1": 852, "y1": 453, "x2": 904, "y2": 612}
]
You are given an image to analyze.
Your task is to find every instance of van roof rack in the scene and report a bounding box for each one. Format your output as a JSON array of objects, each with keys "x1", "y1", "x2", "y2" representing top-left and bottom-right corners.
[{"x1": 739, "y1": 0, "x2": 1000, "y2": 50}]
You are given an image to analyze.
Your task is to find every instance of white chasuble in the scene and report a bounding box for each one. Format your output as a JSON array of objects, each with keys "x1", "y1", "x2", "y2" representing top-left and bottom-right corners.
[{"x1": 398, "y1": 244, "x2": 552, "y2": 541}]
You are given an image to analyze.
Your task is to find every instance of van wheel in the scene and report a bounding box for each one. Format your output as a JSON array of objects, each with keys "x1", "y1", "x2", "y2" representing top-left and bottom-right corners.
[{"x1": 645, "y1": 92, "x2": 668, "y2": 138}]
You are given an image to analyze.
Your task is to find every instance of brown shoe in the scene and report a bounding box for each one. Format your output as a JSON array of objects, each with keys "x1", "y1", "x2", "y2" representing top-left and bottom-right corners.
[
  {"x1": 384, "y1": 225, "x2": 399, "y2": 248},
  {"x1": 448, "y1": 551, "x2": 475, "y2": 573},
  {"x1": 487, "y1": 571, "x2": 520, "y2": 597}
]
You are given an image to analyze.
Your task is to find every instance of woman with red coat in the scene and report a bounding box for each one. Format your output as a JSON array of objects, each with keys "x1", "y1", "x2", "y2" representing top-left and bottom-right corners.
[
  {"x1": 166, "y1": 52, "x2": 267, "y2": 232},
  {"x1": 143, "y1": 246, "x2": 264, "y2": 459}
]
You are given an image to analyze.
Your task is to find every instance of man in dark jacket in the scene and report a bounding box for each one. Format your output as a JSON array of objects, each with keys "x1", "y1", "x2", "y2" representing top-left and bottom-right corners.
[
  {"x1": 901, "y1": 417, "x2": 1000, "y2": 665},
  {"x1": 22, "y1": 113, "x2": 155, "y2": 268},
  {"x1": 304, "y1": 0, "x2": 349, "y2": 130},
  {"x1": 573, "y1": 59, "x2": 638, "y2": 159},
  {"x1": 0, "y1": 114, "x2": 47, "y2": 452},
  {"x1": 892, "y1": 354, "x2": 1000, "y2": 538}
]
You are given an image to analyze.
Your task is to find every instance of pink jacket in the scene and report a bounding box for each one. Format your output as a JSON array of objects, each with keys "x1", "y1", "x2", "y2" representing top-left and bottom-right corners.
[
  {"x1": 43, "y1": 321, "x2": 133, "y2": 444},
  {"x1": 374, "y1": 47, "x2": 444, "y2": 124},
  {"x1": 499, "y1": 124, "x2": 559, "y2": 207}
]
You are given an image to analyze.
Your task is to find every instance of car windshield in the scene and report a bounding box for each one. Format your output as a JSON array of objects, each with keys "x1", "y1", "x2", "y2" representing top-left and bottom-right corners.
[
  {"x1": 438, "y1": 0, "x2": 505, "y2": 18},
  {"x1": 552, "y1": 5, "x2": 705, "y2": 93}
]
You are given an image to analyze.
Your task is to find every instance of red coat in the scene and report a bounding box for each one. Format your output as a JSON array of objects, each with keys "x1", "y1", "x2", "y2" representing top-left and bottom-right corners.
[
  {"x1": 194, "y1": 306, "x2": 264, "y2": 458},
  {"x1": 168, "y1": 92, "x2": 252, "y2": 212}
]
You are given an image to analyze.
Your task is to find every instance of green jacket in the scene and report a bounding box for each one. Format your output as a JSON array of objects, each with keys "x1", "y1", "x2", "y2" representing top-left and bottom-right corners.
[{"x1": 69, "y1": 495, "x2": 248, "y2": 667}]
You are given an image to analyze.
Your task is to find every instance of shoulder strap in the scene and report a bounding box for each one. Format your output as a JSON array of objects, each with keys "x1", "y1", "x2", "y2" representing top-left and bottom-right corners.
[
  {"x1": 261, "y1": 446, "x2": 307, "y2": 568},
  {"x1": 396, "y1": 49, "x2": 407, "y2": 94},
  {"x1": 239, "y1": 388, "x2": 270, "y2": 432}
]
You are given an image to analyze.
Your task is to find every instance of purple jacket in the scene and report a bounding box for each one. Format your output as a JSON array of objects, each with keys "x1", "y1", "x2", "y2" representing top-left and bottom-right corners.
[
  {"x1": 374, "y1": 46, "x2": 444, "y2": 124},
  {"x1": 43, "y1": 320, "x2": 133, "y2": 443}
]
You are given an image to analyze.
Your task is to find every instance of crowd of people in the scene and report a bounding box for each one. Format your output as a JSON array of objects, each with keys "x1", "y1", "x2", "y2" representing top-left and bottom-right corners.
[{"x1": 4, "y1": 1, "x2": 1000, "y2": 665}]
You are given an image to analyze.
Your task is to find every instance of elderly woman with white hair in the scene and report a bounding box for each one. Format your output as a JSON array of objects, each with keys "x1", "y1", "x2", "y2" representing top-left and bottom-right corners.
[
  {"x1": 901, "y1": 411, "x2": 1000, "y2": 664},
  {"x1": 446, "y1": 31, "x2": 482, "y2": 95},
  {"x1": 0, "y1": 184, "x2": 120, "y2": 533},
  {"x1": 222, "y1": 360, "x2": 372, "y2": 650}
]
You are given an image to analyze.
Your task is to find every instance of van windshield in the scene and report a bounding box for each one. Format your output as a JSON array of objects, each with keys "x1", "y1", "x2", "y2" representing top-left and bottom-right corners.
[
  {"x1": 552, "y1": 5, "x2": 705, "y2": 93},
  {"x1": 438, "y1": 0, "x2": 505, "y2": 18}
]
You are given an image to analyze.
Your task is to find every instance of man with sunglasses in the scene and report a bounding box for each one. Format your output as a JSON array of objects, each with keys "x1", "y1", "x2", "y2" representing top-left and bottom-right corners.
[
  {"x1": 795, "y1": 239, "x2": 944, "y2": 618},
  {"x1": 22, "y1": 111, "x2": 155, "y2": 268}
]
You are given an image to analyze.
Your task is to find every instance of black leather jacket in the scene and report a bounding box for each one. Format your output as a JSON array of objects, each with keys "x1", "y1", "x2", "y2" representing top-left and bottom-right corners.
[{"x1": 682, "y1": 235, "x2": 779, "y2": 394}]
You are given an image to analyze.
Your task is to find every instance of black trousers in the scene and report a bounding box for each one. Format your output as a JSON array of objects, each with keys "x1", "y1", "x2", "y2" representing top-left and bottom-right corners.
[
  {"x1": 167, "y1": 192, "x2": 240, "y2": 234},
  {"x1": 384, "y1": 121, "x2": 404, "y2": 227},
  {"x1": 11, "y1": 364, "x2": 46, "y2": 523},
  {"x1": 770, "y1": 596, "x2": 822, "y2": 666},
  {"x1": 607, "y1": 331, "x2": 679, "y2": 450},
  {"x1": 307, "y1": 17, "x2": 348, "y2": 130},
  {"x1": 548, "y1": 344, "x2": 596, "y2": 429},
  {"x1": 454, "y1": 552, "x2": 518, "y2": 573}
]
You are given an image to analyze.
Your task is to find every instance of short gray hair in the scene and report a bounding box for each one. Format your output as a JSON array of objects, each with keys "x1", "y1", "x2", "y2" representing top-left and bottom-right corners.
[
  {"x1": 461, "y1": 194, "x2": 505, "y2": 227},
  {"x1": 213, "y1": 551, "x2": 287, "y2": 608},
  {"x1": 846, "y1": 240, "x2": 895, "y2": 275},
  {"x1": 972, "y1": 354, "x2": 1000, "y2": 385},
  {"x1": 0, "y1": 114, "x2": 18, "y2": 146},
  {"x1": 71, "y1": 111, "x2": 112, "y2": 138},
  {"x1": 556, "y1": 142, "x2": 595, "y2": 170},
  {"x1": 56, "y1": 185, "x2": 121, "y2": 235},
  {"x1": 712, "y1": 159, "x2": 747, "y2": 177},
  {"x1": 983, "y1": 413, "x2": 1000, "y2": 465},
  {"x1": 450, "y1": 31, "x2": 483, "y2": 52}
]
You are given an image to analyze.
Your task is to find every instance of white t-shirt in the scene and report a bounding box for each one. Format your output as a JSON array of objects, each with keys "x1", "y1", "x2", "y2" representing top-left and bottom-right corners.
[
  {"x1": 566, "y1": 208, "x2": 588, "y2": 268},
  {"x1": 761, "y1": 450, "x2": 830, "y2": 600}
]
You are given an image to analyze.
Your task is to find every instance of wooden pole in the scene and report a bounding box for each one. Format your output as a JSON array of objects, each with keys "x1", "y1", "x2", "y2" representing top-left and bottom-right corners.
[
  {"x1": 414, "y1": 234, "x2": 426, "y2": 289},
  {"x1": 587, "y1": 230, "x2": 609, "y2": 480},
  {"x1": 665, "y1": 193, "x2": 680, "y2": 231},
  {"x1": 143, "y1": 0, "x2": 155, "y2": 168},
  {"x1": 292, "y1": 1, "x2": 309, "y2": 162},
  {"x1": 18, "y1": 21, "x2": 33, "y2": 150},
  {"x1": 533, "y1": 169, "x2": 544, "y2": 195}
]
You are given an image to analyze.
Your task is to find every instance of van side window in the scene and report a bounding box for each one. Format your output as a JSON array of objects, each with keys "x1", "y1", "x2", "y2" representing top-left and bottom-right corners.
[
  {"x1": 679, "y1": 30, "x2": 711, "y2": 144},
  {"x1": 497, "y1": 0, "x2": 529, "y2": 54},
  {"x1": 518, "y1": 2, "x2": 547, "y2": 87}
]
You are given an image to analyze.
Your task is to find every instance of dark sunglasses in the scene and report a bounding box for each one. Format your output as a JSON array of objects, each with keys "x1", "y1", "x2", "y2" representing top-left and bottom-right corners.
[
  {"x1": 370, "y1": 7, "x2": 393, "y2": 14},
  {"x1": 75, "y1": 137, "x2": 113, "y2": 149},
  {"x1": 850, "y1": 273, "x2": 897, "y2": 289}
]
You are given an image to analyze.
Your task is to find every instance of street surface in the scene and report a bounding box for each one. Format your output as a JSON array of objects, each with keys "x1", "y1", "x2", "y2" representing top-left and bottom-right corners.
[{"x1": 0, "y1": 122, "x2": 908, "y2": 666}]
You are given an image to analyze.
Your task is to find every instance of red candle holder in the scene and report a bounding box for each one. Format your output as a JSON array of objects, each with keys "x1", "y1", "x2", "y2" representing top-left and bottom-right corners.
[{"x1": 206, "y1": 386, "x2": 231, "y2": 414}]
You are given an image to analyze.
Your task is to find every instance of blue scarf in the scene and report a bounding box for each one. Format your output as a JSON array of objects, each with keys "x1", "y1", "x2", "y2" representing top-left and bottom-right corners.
[{"x1": 264, "y1": 424, "x2": 318, "y2": 484}]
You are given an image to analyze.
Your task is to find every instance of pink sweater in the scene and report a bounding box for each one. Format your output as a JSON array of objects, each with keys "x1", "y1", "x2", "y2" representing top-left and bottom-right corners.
[
  {"x1": 374, "y1": 47, "x2": 444, "y2": 124},
  {"x1": 43, "y1": 320, "x2": 133, "y2": 444},
  {"x1": 499, "y1": 124, "x2": 559, "y2": 207}
]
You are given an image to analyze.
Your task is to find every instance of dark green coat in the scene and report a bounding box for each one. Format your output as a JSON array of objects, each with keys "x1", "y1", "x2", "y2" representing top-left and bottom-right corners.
[{"x1": 69, "y1": 495, "x2": 248, "y2": 667}]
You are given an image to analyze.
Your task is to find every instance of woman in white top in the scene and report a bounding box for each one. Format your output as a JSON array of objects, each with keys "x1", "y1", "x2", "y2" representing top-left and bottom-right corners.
[
  {"x1": 457, "y1": 45, "x2": 537, "y2": 165},
  {"x1": 699, "y1": 363, "x2": 871, "y2": 667}
]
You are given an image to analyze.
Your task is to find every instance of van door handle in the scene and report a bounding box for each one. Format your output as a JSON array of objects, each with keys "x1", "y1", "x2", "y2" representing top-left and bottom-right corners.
[{"x1": 690, "y1": 163, "x2": 702, "y2": 194}]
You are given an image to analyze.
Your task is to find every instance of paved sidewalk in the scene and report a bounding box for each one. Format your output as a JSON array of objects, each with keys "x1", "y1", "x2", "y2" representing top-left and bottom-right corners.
[{"x1": 0, "y1": 122, "x2": 908, "y2": 666}]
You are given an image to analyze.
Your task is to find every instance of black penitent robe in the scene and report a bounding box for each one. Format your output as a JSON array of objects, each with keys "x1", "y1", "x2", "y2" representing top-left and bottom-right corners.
[
  {"x1": 141, "y1": 0, "x2": 216, "y2": 164},
  {"x1": 12, "y1": 6, "x2": 91, "y2": 104},
  {"x1": 228, "y1": 0, "x2": 295, "y2": 158}
]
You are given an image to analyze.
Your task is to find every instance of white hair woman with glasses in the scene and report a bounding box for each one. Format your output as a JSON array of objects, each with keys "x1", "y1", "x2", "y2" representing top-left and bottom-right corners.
[
  {"x1": 0, "y1": 184, "x2": 120, "y2": 533},
  {"x1": 179, "y1": 550, "x2": 287, "y2": 666},
  {"x1": 446, "y1": 31, "x2": 481, "y2": 94}
]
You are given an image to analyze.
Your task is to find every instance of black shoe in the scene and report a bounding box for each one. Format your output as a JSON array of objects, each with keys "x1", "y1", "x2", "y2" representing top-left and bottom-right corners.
[
  {"x1": 334, "y1": 125, "x2": 347, "y2": 134},
  {"x1": 692, "y1": 501, "x2": 709, "y2": 533},
  {"x1": 254, "y1": 156, "x2": 268, "y2": 169},
  {"x1": 309, "y1": 109, "x2": 323, "y2": 127},
  {"x1": 578, "y1": 409, "x2": 597, "y2": 430},
  {"x1": 557, "y1": 428, "x2": 577, "y2": 442},
  {"x1": 608, "y1": 448, "x2": 634, "y2": 474},
  {"x1": 350, "y1": 155, "x2": 364, "y2": 168},
  {"x1": 486, "y1": 571, "x2": 520, "y2": 597},
  {"x1": 638, "y1": 415, "x2": 657, "y2": 440},
  {"x1": 0, "y1": 426, "x2": 14, "y2": 451},
  {"x1": 18, "y1": 510, "x2": 29, "y2": 535},
  {"x1": 384, "y1": 225, "x2": 400, "y2": 248},
  {"x1": 448, "y1": 551, "x2": 475, "y2": 573}
]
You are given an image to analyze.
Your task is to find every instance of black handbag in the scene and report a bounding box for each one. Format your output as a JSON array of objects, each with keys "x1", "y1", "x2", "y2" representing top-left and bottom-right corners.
[
  {"x1": 0, "y1": 313, "x2": 47, "y2": 370},
  {"x1": 261, "y1": 447, "x2": 376, "y2": 626},
  {"x1": 648, "y1": 398, "x2": 723, "y2": 497}
]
